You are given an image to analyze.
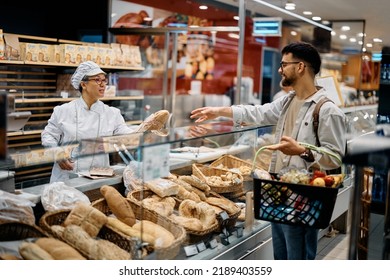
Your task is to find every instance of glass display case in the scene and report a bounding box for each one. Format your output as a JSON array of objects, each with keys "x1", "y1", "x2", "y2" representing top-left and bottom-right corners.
[
  {"x1": 1, "y1": 103, "x2": 380, "y2": 260},
  {"x1": 0, "y1": 121, "x2": 278, "y2": 260}
]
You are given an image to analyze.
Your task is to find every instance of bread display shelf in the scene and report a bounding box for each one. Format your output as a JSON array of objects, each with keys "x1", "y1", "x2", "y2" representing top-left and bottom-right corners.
[{"x1": 169, "y1": 144, "x2": 251, "y2": 163}]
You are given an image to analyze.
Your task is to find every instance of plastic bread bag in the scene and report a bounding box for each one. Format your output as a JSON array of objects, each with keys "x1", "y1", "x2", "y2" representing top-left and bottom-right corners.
[
  {"x1": 0, "y1": 190, "x2": 36, "y2": 225},
  {"x1": 41, "y1": 182, "x2": 90, "y2": 211},
  {"x1": 122, "y1": 161, "x2": 144, "y2": 194}
]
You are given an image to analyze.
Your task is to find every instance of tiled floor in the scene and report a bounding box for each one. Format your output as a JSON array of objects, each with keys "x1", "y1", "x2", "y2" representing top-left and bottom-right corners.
[{"x1": 316, "y1": 213, "x2": 384, "y2": 260}]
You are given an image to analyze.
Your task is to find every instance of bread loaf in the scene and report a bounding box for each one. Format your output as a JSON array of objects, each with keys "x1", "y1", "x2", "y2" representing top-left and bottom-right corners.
[
  {"x1": 132, "y1": 220, "x2": 174, "y2": 249},
  {"x1": 141, "y1": 196, "x2": 175, "y2": 217},
  {"x1": 100, "y1": 185, "x2": 136, "y2": 226},
  {"x1": 179, "y1": 175, "x2": 210, "y2": 195},
  {"x1": 61, "y1": 224, "x2": 130, "y2": 260},
  {"x1": 145, "y1": 178, "x2": 179, "y2": 197},
  {"x1": 176, "y1": 185, "x2": 201, "y2": 202},
  {"x1": 35, "y1": 237, "x2": 86, "y2": 260},
  {"x1": 19, "y1": 242, "x2": 54, "y2": 260},
  {"x1": 206, "y1": 196, "x2": 239, "y2": 215},
  {"x1": 63, "y1": 201, "x2": 107, "y2": 237},
  {"x1": 136, "y1": 109, "x2": 170, "y2": 132},
  {"x1": 169, "y1": 214, "x2": 203, "y2": 231},
  {"x1": 106, "y1": 217, "x2": 155, "y2": 246}
]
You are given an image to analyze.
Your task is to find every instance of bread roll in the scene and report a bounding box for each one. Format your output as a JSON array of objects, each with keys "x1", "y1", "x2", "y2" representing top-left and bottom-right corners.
[
  {"x1": 178, "y1": 199, "x2": 201, "y2": 218},
  {"x1": 197, "y1": 201, "x2": 217, "y2": 228},
  {"x1": 132, "y1": 220, "x2": 174, "y2": 249},
  {"x1": 35, "y1": 237, "x2": 86, "y2": 260},
  {"x1": 179, "y1": 175, "x2": 210, "y2": 195},
  {"x1": 19, "y1": 242, "x2": 54, "y2": 260},
  {"x1": 63, "y1": 201, "x2": 107, "y2": 237},
  {"x1": 100, "y1": 185, "x2": 136, "y2": 226}
]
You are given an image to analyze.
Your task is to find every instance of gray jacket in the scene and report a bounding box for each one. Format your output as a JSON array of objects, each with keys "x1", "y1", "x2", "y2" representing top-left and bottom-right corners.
[{"x1": 232, "y1": 87, "x2": 347, "y2": 173}]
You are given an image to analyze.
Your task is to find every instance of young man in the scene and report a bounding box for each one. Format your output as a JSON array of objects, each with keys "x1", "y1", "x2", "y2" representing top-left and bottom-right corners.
[{"x1": 190, "y1": 41, "x2": 347, "y2": 259}]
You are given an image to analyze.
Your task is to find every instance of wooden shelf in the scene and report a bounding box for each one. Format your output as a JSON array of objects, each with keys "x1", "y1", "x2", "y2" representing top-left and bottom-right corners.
[{"x1": 0, "y1": 59, "x2": 144, "y2": 71}]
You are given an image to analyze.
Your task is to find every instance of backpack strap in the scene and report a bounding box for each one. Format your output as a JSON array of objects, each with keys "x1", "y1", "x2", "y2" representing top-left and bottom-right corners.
[{"x1": 313, "y1": 97, "x2": 333, "y2": 146}]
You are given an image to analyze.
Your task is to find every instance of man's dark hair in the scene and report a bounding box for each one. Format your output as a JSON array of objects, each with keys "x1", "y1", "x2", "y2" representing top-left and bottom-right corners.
[{"x1": 281, "y1": 42, "x2": 322, "y2": 75}]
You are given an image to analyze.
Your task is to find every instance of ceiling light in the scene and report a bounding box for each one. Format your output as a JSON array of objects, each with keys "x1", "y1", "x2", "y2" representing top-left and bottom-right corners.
[
  {"x1": 366, "y1": 43, "x2": 373, "y2": 48},
  {"x1": 252, "y1": 0, "x2": 332, "y2": 32},
  {"x1": 303, "y1": 11, "x2": 312, "y2": 15},
  {"x1": 290, "y1": 30, "x2": 298, "y2": 36},
  {"x1": 233, "y1": 16, "x2": 239, "y2": 21},
  {"x1": 339, "y1": 34, "x2": 347, "y2": 40},
  {"x1": 199, "y1": 5, "x2": 208, "y2": 10},
  {"x1": 341, "y1": 26, "x2": 350, "y2": 31},
  {"x1": 312, "y1": 16, "x2": 321, "y2": 21},
  {"x1": 373, "y1": 38, "x2": 382, "y2": 43},
  {"x1": 285, "y1": 2, "x2": 296, "y2": 10},
  {"x1": 331, "y1": 31, "x2": 336, "y2": 36},
  {"x1": 349, "y1": 38, "x2": 357, "y2": 42}
]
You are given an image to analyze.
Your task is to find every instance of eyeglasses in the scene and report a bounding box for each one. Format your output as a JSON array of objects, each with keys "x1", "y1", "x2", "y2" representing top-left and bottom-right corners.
[
  {"x1": 86, "y1": 77, "x2": 108, "y2": 86},
  {"x1": 279, "y1": 61, "x2": 301, "y2": 69}
]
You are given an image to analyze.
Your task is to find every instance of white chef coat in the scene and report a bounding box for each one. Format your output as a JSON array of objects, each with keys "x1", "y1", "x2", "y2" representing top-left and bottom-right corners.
[{"x1": 41, "y1": 97, "x2": 135, "y2": 183}]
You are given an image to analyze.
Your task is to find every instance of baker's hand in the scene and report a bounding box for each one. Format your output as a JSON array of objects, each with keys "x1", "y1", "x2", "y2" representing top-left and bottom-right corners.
[
  {"x1": 190, "y1": 107, "x2": 220, "y2": 123},
  {"x1": 57, "y1": 159, "x2": 74, "y2": 171},
  {"x1": 266, "y1": 136, "x2": 306, "y2": 155}
]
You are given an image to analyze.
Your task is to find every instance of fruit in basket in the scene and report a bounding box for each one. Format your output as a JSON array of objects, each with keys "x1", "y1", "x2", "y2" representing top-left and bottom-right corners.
[
  {"x1": 324, "y1": 175, "x2": 335, "y2": 187},
  {"x1": 311, "y1": 177, "x2": 326, "y2": 187}
]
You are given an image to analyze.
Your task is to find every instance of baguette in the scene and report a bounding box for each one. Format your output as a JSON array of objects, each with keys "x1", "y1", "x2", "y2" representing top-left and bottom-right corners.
[
  {"x1": 62, "y1": 224, "x2": 130, "y2": 260},
  {"x1": 106, "y1": 217, "x2": 155, "y2": 246},
  {"x1": 132, "y1": 220, "x2": 174, "y2": 249},
  {"x1": 35, "y1": 237, "x2": 86, "y2": 260},
  {"x1": 169, "y1": 214, "x2": 203, "y2": 231},
  {"x1": 100, "y1": 185, "x2": 136, "y2": 226},
  {"x1": 206, "y1": 196, "x2": 239, "y2": 215},
  {"x1": 19, "y1": 242, "x2": 54, "y2": 260}
]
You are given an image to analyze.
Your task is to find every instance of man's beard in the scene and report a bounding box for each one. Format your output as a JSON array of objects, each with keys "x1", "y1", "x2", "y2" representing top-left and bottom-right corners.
[{"x1": 281, "y1": 76, "x2": 295, "y2": 87}]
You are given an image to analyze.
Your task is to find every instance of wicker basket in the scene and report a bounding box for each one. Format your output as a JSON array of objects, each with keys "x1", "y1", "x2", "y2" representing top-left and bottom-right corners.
[
  {"x1": 210, "y1": 154, "x2": 256, "y2": 181},
  {"x1": 39, "y1": 209, "x2": 136, "y2": 258},
  {"x1": 127, "y1": 189, "x2": 220, "y2": 243},
  {"x1": 0, "y1": 221, "x2": 47, "y2": 241},
  {"x1": 192, "y1": 163, "x2": 244, "y2": 194},
  {"x1": 92, "y1": 197, "x2": 186, "y2": 260}
]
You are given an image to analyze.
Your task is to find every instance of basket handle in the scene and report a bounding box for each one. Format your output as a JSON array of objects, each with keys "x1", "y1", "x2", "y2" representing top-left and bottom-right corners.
[{"x1": 251, "y1": 142, "x2": 342, "y2": 171}]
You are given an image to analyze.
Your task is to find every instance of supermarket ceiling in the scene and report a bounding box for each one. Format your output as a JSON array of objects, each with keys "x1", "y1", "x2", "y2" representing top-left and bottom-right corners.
[
  {"x1": 121, "y1": 0, "x2": 388, "y2": 53},
  {"x1": 213, "y1": 0, "x2": 389, "y2": 53}
]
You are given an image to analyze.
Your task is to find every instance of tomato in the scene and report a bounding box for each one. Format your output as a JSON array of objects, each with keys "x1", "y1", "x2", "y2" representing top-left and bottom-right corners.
[{"x1": 313, "y1": 170, "x2": 326, "y2": 178}]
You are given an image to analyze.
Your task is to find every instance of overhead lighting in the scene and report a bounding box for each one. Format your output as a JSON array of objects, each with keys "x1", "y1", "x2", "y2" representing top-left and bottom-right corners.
[
  {"x1": 233, "y1": 16, "x2": 239, "y2": 21},
  {"x1": 199, "y1": 5, "x2": 208, "y2": 10},
  {"x1": 373, "y1": 38, "x2": 382, "y2": 43},
  {"x1": 303, "y1": 11, "x2": 312, "y2": 15},
  {"x1": 285, "y1": 2, "x2": 296, "y2": 10},
  {"x1": 312, "y1": 16, "x2": 321, "y2": 21},
  {"x1": 252, "y1": 0, "x2": 332, "y2": 32},
  {"x1": 366, "y1": 43, "x2": 373, "y2": 48}
]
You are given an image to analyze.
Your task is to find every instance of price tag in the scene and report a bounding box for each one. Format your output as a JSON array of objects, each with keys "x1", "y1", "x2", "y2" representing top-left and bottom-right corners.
[
  {"x1": 184, "y1": 245, "x2": 198, "y2": 257},
  {"x1": 235, "y1": 226, "x2": 244, "y2": 238},
  {"x1": 218, "y1": 211, "x2": 229, "y2": 221},
  {"x1": 196, "y1": 242, "x2": 207, "y2": 252},
  {"x1": 208, "y1": 238, "x2": 218, "y2": 249},
  {"x1": 142, "y1": 144, "x2": 170, "y2": 181}
]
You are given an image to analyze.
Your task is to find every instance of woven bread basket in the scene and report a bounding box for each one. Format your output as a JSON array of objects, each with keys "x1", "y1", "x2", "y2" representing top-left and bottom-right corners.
[
  {"x1": 209, "y1": 154, "x2": 256, "y2": 181},
  {"x1": 0, "y1": 221, "x2": 47, "y2": 241},
  {"x1": 127, "y1": 189, "x2": 219, "y2": 243},
  {"x1": 39, "y1": 209, "x2": 135, "y2": 258},
  {"x1": 92, "y1": 197, "x2": 186, "y2": 260},
  {"x1": 191, "y1": 163, "x2": 244, "y2": 194}
]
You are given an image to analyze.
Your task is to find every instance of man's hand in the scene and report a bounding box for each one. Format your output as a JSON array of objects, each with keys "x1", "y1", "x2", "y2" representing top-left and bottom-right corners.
[
  {"x1": 190, "y1": 107, "x2": 220, "y2": 123},
  {"x1": 57, "y1": 159, "x2": 74, "y2": 171},
  {"x1": 266, "y1": 136, "x2": 306, "y2": 155}
]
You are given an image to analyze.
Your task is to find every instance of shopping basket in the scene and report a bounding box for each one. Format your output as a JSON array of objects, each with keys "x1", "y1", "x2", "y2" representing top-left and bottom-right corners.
[{"x1": 253, "y1": 177, "x2": 343, "y2": 229}]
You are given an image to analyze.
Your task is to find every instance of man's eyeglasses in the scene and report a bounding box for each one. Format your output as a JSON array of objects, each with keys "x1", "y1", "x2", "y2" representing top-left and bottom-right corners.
[
  {"x1": 279, "y1": 61, "x2": 301, "y2": 69},
  {"x1": 86, "y1": 77, "x2": 109, "y2": 86}
]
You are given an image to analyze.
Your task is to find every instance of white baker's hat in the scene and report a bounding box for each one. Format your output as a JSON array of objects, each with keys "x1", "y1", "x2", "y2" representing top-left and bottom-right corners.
[{"x1": 70, "y1": 61, "x2": 106, "y2": 89}]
